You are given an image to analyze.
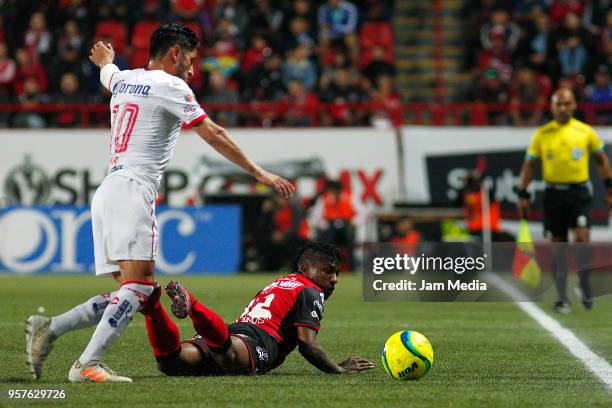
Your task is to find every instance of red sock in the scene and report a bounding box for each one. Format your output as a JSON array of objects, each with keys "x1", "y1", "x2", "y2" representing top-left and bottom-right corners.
[
  {"x1": 189, "y1": 300, "x2": 230, "y2": 350},
  {"x1": 145, "y1": 300, "x2": 181, "y2": 357}
]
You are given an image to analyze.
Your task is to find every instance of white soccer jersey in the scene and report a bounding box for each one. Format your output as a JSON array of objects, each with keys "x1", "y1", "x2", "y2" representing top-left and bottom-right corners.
[{"x1": 104, "y1": 68, "x2": 207, "y2": 191}]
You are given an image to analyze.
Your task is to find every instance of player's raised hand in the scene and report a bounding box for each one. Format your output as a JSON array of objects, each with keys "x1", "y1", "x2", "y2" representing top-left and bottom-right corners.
[
  {"x1": 339, "y1": 357, "x2": 375, "y2": 373},
  {"x1": 256, "y1": 169, "x2": 295, "y2": 199},
  {"x1": 89, "y1": 41, "x2": 115, "y2": 68}
]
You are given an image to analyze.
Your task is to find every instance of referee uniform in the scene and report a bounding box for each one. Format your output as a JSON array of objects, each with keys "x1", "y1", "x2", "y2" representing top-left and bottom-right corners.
[{"x1": 526, "y1": 117, "x2": 605, "y2": 237}]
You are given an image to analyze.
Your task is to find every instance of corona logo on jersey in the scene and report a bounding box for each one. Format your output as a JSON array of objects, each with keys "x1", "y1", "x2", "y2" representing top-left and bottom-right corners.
[{"x1": 0, "y1": 205, "x2": 240, "y2": 274}]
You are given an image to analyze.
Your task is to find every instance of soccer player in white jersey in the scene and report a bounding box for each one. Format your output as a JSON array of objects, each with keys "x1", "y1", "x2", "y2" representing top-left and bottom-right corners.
[{"x1": 25, "y1": 23, "x2": 295, "y2": 383}]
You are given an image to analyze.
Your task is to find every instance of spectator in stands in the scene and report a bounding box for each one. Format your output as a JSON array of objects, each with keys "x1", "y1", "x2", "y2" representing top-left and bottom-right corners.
[
  {"x1": 202, "y1": 70, "x2": 240, "y2": 127},
  {"x1": 284, "y1": 0, "x2": 318, "y2": 37},
  {"x1": 214, "y1": 0, "x2": 248, "y2": 38},
  {"x1": 243, "y1": 52, "x2": 285, "y2": 101},
  {"x1": 600, "y1": 10, "x2": 612, "y2": 54},
  {"x1": 58, "y1": 0, "x2": 90, "y2": 29},
  {"x1": 549, "y1": 0, "x2": 584, "y2": 25},
  {"x1": 256, "y1": 194, "x2": 310, "y2": 271},
  {"x1": 317, "y1": 0, "x2": 359, "y2": 64},
  {"x1": 480, "y1": 9, "x2": 520, "y2": 52},
  {"x1": 554, "y1": 12, "x2": 596, "y2": 55},
  {"x1": 248, "y1": 0, "x2": 284, "y2": 43},
  {"x1": 319, "y1": 68, "x2": 367, "y2": 126},
  {"x1": 0, "y1": 41, "x2": 15, "y2": 99},
  {"x1": 242, "y1": 35, "x2": 271, "y2": 75},
  {"x1": 24, "y1": 11, "x2": 51, "y2": 64},
  {"x1": 469, "y1": 68, "x2": 510, "y2": 125},
  {"x1": 283, "y1": 44, "x2": 317, "y2": 91},
  {"x1": 525, "y1": 13, "x2": 557, "y2": 77},
  {"x1": 282, "y1": 17, "x2": 315, "y2": 53},
  {"x1": 478, "y1": 34, "x2": 513, "y2": 82},
  {"x1": 13, "y1": 48, "x2": 48, "y2": 97},
  {"x1": 203, "y1": 18, "x2": 240, "y2": 78},
  {"x1": 277, "y1": 80, "x2": 319, "y2": 126},
  {"x1": 512, "y1": 0, "x2": 548, "y2": 27},
  {"x1": 558, "y1": 35, "x2": 589, "y2": 77},
  {"x1": 509, "y1": 64, "x2": 551, "y2": 126},
  {"x1": 602, "y1": 40, "x2": 612, "y2": 68},
  {"x1": 13, "y1": 77, "x2": 48, "y2": 128},
  {"x1": 315, "y1": 180, "x2": 356, "y2": 270},
  {"x1": 170, "y1": 0, "x2": 204, "y2": 21},
  {"x1": 391, "y1": 218, "x2": 421, "y2": 256},
  {"x1": 0, "y1": 41, "x2": 15, "y2": 127},
  {"x1": 368, "y1": 75, "x2": 402, "y2": 128},
  {"x1": 319, "y1": 50, "x2": 357, "y2": 91},
  {"x1": 362, "y1": 45, "x2": 396, "y2": 88},
  {"x1": 585, "y1": 64, "x2": 612, "y2": 124},
  {"x1": 53, "y1": 72, "x2": 85, "y2": 128}
]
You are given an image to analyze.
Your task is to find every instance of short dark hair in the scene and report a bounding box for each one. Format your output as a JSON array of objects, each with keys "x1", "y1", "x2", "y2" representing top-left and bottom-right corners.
[
  {"x1": 149, "y1": 23, "x2": 199, "y2": 60},
  {"x1": 295, "y1": 240, "x2": 343, "y2": 272}
]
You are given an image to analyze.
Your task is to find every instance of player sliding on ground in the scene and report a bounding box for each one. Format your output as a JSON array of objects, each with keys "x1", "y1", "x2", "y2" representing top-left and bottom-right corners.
[
  {"x1": 25, "y1": 22, "x2": 294, "y2": 383},
  {"x1": 146, "y1": 241, "x2": 374, "y2": 375}
]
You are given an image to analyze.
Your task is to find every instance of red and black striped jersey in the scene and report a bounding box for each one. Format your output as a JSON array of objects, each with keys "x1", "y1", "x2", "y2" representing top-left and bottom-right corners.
[{"x1": 237, "y1": 273, "x2": 325, "y2": 360}]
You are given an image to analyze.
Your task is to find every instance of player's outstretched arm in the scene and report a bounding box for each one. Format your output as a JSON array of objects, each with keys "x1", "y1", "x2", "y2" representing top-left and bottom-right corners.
[
  {"x1": 193, "y1": 118, "x2": 295, "y2": 198},
  {"x1": 297, "y1": 326, "x2": 374, "y2": 374},
  {"x1": 89, "y1": 41, "x2": 119, "y2": 91},
  {"x1": 89, "y1": 41, "x2": 115, "y2": 68}
]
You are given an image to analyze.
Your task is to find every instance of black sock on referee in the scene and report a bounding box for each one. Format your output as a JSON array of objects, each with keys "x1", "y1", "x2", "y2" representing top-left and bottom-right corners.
[{"x1": 553, "y1": 244, "x2": 569, "y2": 302}]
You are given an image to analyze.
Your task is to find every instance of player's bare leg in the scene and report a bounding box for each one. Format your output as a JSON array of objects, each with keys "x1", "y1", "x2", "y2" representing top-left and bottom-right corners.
[{"x1": 69, "y1": 261, "x2": 156, "y2": 383}]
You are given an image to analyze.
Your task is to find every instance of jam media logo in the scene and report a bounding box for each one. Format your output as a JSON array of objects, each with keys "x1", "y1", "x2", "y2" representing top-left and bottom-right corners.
[{"x1": 3, "y1": 155, "x2": 51, "y2": 205}]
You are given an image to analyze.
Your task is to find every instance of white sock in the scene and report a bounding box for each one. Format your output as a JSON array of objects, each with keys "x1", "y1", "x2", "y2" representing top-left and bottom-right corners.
[
  {"x1": 49, "y1": 291, "x2": 117, "y2": 337},
  {"x1": 78, "y1": 282, "x2": 154, "y2": 364}
]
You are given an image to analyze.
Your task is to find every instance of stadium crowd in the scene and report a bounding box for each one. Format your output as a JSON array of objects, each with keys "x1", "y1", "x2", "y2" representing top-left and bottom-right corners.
[
  {"x1": 464, "y1": 0, "x2": 612, "y2": 125},
  {"x1": 0, "y1": 0, "x2": 397, "y2": 128}
]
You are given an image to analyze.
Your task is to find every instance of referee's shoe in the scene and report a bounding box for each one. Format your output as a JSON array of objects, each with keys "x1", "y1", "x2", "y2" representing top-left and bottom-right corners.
[{"x1": 574, "y1": 286, "x2": 594, "y2": 310}]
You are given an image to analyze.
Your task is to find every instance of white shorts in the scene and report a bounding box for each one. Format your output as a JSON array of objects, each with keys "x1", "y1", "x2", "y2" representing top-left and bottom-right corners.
[{"x1": 91, "y1": 174, "x2": 158, "y2": 276}]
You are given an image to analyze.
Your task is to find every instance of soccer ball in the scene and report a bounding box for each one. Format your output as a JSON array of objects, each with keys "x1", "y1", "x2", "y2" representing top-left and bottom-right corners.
[{"x1": 381, "y1": 330, "x2": 434, "y2": 381}]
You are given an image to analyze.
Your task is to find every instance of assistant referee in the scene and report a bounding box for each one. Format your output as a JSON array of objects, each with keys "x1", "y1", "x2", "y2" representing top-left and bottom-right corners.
[{"x1": 516, "y1": 88, "x2": 612, "y2": 313}]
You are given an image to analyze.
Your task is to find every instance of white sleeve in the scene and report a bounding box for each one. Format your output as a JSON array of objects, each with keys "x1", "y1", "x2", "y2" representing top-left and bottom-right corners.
[
  {"x1": 100, "y1": 64, "x2": 120, "y2": 91},
  {"x1": 164, "y1": 79, "x2": 208, "y2": 129}
]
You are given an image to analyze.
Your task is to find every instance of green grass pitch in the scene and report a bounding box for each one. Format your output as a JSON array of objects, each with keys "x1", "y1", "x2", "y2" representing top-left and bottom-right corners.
[{"x1": 0, "y1": 274, "x2": 611, "y2": 407}]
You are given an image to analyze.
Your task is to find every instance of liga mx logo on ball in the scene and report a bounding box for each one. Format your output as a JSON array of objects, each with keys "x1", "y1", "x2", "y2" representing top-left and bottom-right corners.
[{"x1": 381, "y1": 330, "x2": 434, "y2": 381}]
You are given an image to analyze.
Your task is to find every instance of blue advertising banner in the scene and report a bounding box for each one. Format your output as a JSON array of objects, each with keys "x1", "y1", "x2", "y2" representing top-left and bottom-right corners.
[{"x1": 0, "y1": 205, "x2": 241, "y2": 274}]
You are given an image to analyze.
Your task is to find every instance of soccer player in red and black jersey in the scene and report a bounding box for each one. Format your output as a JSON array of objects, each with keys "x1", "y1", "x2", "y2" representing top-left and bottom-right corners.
[{"x1": 143, "y1": 241, "x2": 374, "y2": 375}]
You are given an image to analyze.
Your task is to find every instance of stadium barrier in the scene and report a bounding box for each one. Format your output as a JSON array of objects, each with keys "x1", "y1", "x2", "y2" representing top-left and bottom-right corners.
[
  {"x1": 2, "y1": 127, "x2": 612, "y2": 274},
  {"x1": 1, "y1": 102, "x2": 612, "y2": 127}
]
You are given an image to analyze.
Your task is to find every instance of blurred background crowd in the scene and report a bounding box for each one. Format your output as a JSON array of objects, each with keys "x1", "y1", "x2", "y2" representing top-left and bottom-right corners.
[
  {"x1": 464, "y1": 0, "x2": 612, "y2": 125},
  {"x1": 0, "y1": 0, "x2": 397, "y2": 128},
  {"x1": 0, "y1": 0, "x2": 611, "y2": 128}
]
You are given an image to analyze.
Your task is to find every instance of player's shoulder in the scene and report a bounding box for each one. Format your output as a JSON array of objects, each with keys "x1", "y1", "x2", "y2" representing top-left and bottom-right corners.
[
  {"x1": 266, "y1": 274, "x2": 321, "y2": 294},
  {"x1": 569, "y1": 118, "x2": 594, "y2": 133},
  {"x1": 535, "y1": 120, "x2": 557, "y2": 136},
  {"x1": 148, "y1": 70, "x2": 190, "y2": 90}
]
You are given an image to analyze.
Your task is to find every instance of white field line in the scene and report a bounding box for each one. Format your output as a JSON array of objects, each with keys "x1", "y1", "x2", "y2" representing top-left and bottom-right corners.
[{"x1": 483, "y1": 272, "x2": 612, "y2": 390}]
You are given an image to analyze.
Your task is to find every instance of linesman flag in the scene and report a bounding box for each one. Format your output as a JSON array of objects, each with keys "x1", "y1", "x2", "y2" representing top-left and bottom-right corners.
[{"x1": 512, "y1": 219, "x2": 542, "y2": 288}]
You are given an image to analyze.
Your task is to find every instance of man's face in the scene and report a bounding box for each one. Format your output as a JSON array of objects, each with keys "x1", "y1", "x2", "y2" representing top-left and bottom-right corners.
[
  {"x1": 176, "y1": 48, "x2": 197, "y2": 82},
  {"x1": 302, "y1": 258, "x2": 339, "y2": 300},
  {"x1": 551, "y1": 90, "x2": 576, "y2": 124}
]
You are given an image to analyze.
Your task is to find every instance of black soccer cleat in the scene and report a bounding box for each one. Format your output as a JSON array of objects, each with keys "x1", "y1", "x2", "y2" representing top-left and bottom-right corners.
[{"x1": 165, "y1": 280, "x2": 192, "y2": 319}]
